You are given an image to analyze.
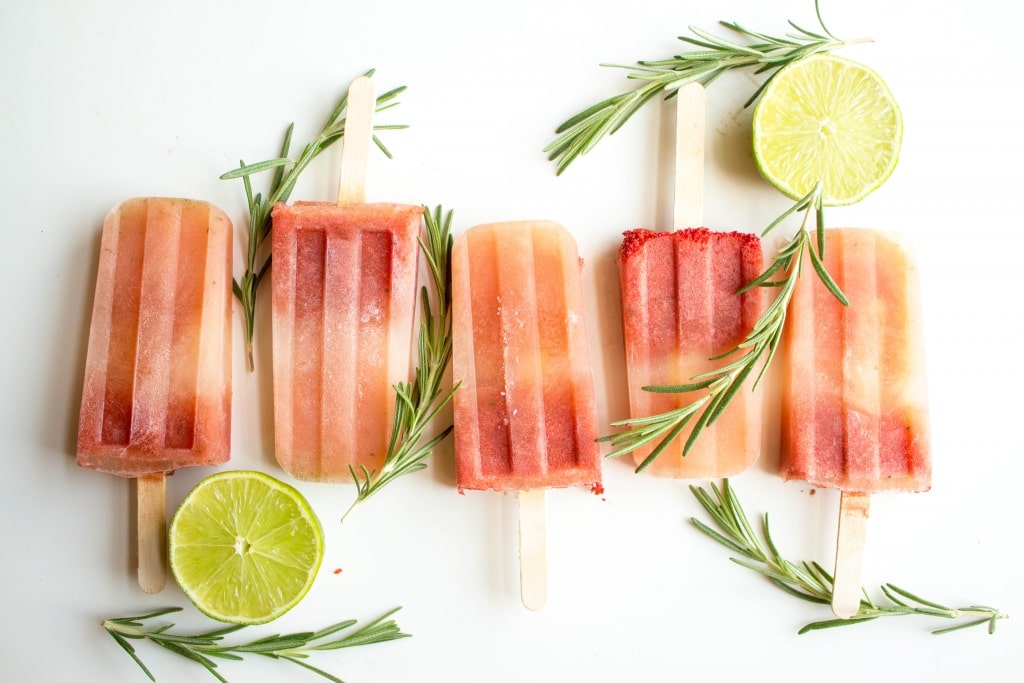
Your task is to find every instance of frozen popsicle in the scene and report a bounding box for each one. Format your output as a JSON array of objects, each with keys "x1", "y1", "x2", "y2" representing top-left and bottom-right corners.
[
  {"x1": 618, "y1": 82, "x2": 766, "y2": 477},
  {"x1": 619, "y1": 228, "x2": 765, "y2": 476},
  {"x1": 271, "y1": 202, "x2": 422, "y2": 481},
  {"x1": 77, "y1": 196, "x2": 233, "y2": 592},
  {"x1": 270, "y1": 76, "x2": 422, "y2": 482},
  {"x1": 453, "y1": 220, "x2": 601, "y2": 492},
  {"x1": 452, "y1": 220, "x2": 601, "y2": 610},
  {"x1": 780, "y1": 227, "x2": 930, "y2": 617}
]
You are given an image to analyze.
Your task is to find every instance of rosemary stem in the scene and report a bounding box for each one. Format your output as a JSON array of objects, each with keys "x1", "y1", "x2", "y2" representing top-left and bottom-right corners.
[
  {"x1": 103, "y1": 620, "x2": 144, "y2": 638},
  {"x1": 547, "y1": 2, "x2": 869, "y2": 174},
  {"x1": 243, "y1": 320, "x2": 255, "y2": 373},
  {"x1": 691, "y1": 480, "x2": 1009, "y2": 635},
  {"x1": 103, "y1": 607, "x2": 411, "y2": 680}
]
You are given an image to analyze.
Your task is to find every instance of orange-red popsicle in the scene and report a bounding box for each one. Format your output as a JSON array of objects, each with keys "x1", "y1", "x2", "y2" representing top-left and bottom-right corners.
[
  {"x1": 452, "y1": 221, "x2": 601, "y2": 492},
  {"x1": 781, "y1": 228, "x2": 930, "y2": 492}
]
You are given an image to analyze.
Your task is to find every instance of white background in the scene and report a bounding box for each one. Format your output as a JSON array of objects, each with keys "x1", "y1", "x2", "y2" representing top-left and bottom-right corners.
[{"x1": 2, "y1": 0, "x2": 1021, "y2": 681}]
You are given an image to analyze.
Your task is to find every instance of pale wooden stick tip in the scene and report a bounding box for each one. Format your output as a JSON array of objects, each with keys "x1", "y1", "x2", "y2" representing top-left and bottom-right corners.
[
  {"x1": 137, "y1": 473, "x2": 167, "y2": 594},
  {"x1": 518, "y1": 489, "x2": 548, "y2": 611},
  {"x1": 673, "y1": 81, "x2": 706, "y2": 231},
  {"x1": 831, "y1": 491, "x2": 870, "y2": 619},
  {"x1": 336, "y1": 76, "x2": 376, "y2": 207}
]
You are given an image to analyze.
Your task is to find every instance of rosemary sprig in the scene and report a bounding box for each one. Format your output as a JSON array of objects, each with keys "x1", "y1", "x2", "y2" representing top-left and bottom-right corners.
[
  {"x1": 545, "y1": 0, "x2": 868, "y2": 174},
  {"x1": 103, "y1": 606, "x2": 410, "y2": 682},
  {"x1": 342, "y1": 205, "x2": 458, "y2": 522},
  {"x1": 221, "y1": 70, "x2": 408, "y2": 371},
  {"x1": 690, "y1": 480, "x2": 1008, "y2": 635},
  {"x1": 602, "y1": 184, "x2": 844, "y2": 470}
]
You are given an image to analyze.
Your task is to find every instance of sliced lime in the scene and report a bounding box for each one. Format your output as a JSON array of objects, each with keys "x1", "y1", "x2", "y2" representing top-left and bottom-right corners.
[
  {"x1": 752, "y1": 53, "x2": 903, "y2": 206},
  {"x1": 168, "y1": 470, "x2": 324, "y2": 625}
]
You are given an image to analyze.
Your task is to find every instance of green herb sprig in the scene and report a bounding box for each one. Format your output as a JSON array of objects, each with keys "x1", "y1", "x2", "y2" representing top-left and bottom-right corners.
[
  {"x1": 342, "y1": 205, "x2": 458, "y2": 522},
  {"x1": 545, "y1": 1, "x2": 868, "y2": 175},
  {"x1": 221, "y1": 70, "x2": 407, "y2": 371},
  {"x1": 602, "y1": 184, "x2": 844, "y2": 469},
  {"x1": 103, "y1": 606, "x2": 410, "y2": 682},
  {"x1": 690, "y1": 480, "x2": 1008, "y2": 634}
]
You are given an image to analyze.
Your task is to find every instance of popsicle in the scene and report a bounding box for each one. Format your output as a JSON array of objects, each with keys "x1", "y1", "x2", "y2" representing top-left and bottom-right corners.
[
  {"x1": 780, "y1": 227, "x2": 930, "y2": 617},
  {"x1": 618, "y1": 82, "x2": 766, "y2": 477},
  {"x1": 270, "y1": 76, "x2": 422, "y2": 482},
  {"x1": 453, "y1": 220, "x2": 601, "y2": 609},
  {"x1": 77, "y1": 196, "x2": 233, "y2": 593}
]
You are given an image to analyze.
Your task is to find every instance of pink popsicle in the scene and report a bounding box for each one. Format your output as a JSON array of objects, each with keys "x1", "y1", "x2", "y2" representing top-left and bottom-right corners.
[
  {"x1": 618, "y1": 227, "x2": 766, "y2": 477},
  {"x1": 271, "y1": 201, "x2": 422, "y2": 482}
]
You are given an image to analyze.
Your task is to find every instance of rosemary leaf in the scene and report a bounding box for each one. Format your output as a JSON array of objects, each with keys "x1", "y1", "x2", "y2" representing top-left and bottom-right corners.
[
  {"x1": 280, "y1": 657, "x2": 344, "y2": 683},
  {"x1": 797, "y1": 616, "x2": 881, "y2": 634},
  {"x1": 220, "y1": 158, "x2": 292, "y2": 179}
]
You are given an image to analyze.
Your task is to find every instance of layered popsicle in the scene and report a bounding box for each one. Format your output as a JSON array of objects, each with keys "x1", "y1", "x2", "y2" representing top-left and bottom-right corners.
[
  {"x1": 619, "y1": 227, "x2": 766, "y2": 477},
  {"x1": 452, "y1": 220, "x2": 601, "y2": 492},
  {"x1": 271, "y1": 201, "x2": 422, "y2": 482},
  {"x1": 453, "y1": 219, "x2": 600, "y2": 610},
  {"x1": 77, "y1": 197, "x2": 233, "y2": 476},
  {"x1": 780, "y1": 228, "x2": 930, "y2": 493}
]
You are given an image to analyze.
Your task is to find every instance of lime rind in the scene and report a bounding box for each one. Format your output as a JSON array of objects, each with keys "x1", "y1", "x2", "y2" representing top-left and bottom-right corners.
[
  {"x1": 169, "y1": 470, "x2": 324, "y2": 625},
  {"x1": 752, "y1": 53, "x2": 903, "y2": 206}
]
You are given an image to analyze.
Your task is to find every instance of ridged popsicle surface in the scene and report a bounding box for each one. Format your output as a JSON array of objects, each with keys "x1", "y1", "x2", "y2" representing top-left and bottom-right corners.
[
  {"x1": 77, "y1": 197, "x2": 232, "y2": 477},
  {"x1": 619, "y1": 227, "x2": 765, "y2": 478},
  {"x1": 781, "y1": 228, "x2": 930, "y2": 492},
  {"x1": 453, "y1": 221, "x2": 601, "y2": 492},
  {"x1": 271, "y1": 202, "x2": 421, "y2": 481}
]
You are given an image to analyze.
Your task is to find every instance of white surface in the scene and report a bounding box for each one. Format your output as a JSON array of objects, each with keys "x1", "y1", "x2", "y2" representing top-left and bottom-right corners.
[{"x1": 2, "y1": 0, "x2": 1021, "y2": 681}]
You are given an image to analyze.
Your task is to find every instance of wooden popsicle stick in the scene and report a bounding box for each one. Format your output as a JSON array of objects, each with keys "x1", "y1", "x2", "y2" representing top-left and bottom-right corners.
[
  {"x1": 673, "y1": 82, "x2": 706, "y2": 231},
  {"x1": 337, "y1": 75, "x2": 376, "y2": 206},
  {"x1": 137, "y1": 473, "x2": 166, "y2": 594},
  {"x1": 831, "y1": 491, "x2": 870, "y2": 618},
  {"x1": 517, "y1": 489, "x2": 547, "y2": 611}
]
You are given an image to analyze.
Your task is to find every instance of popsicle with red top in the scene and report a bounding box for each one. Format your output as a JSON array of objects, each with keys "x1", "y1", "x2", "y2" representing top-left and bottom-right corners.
[
  {"x1": 617, "y1": 82, "x2": 766, "y2": 477},
  {"x1": 452, "y1": 219, "x2": 601, "y2": 609},
  {"x1": 270, "y1": 76, "x2": 421, "y2": 482},
  {"x1": 619, "y1": 227, "x2": 765, "y2": 476},
  {"x1": 780, "y1": 227, "x2": 930, "y2": 618},
  {"x1": 77, "y1": 196, "x2": 233, "y2": 593}
]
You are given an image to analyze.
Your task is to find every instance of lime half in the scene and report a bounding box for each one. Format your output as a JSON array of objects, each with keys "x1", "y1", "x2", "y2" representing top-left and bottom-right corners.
[
  {"x1": 169, "y1": 470, "x2": 324, "y2": 625},
  {"x1": 752, "y1": 53, "x2": 903, "y2": 206}
]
